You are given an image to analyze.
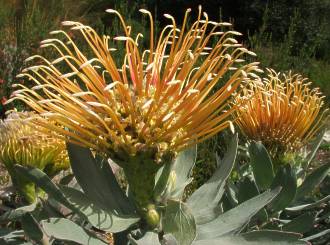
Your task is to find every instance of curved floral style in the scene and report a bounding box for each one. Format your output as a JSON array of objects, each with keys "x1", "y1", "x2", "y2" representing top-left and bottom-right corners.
[
  {"x1": 234, "y1": 69, "x2": 328, "y2": 155},
  {"x1": 8, "y1": 7, "x2": 260, "y2": 162}
]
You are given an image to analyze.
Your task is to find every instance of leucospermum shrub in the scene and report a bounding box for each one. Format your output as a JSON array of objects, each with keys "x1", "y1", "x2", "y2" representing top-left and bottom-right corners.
[
  {"x1": 2, "y1": 7, "x2": 311, "y2": 245},
  {"x1": 9, "y1": 7, "x2": 259, "y2": 213},
  {"x1": 0, "y1": 112, "x2": 69, "y2": 203}
]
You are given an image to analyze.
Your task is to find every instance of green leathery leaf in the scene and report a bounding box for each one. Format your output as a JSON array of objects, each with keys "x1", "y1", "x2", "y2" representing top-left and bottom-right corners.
[
  {"x1": 13, "y1": 165, "x2": 79, "y2": 213},
  {"x1": 237, "y1": 177, "x2": 268, "y2": 224},
  {"x1": 302, "y1": 229, "x2": 330, "y2": 242},
  {"x1": 0, "y1": 230, "x2": 24, "y2": 239},
  {"x1": 0, "y1": 202, "x2": 38, "y2": 221},
  {"x1": 153, "y1": 162, "x2": 173, "y2": 201},
  {"x1": 162, "y1": 234, "x2": 179, "y2": 245},
  {"x1": 172, "y1": 145, "x2": 197, "y2": 187},
  {"x1": 21, "y1": 213, "x2": 44, "y2": 243},
  {"x1": 170, "y1": 178, "x2": 193, "y2": 198},
  {"x1": 130, "y1": 233, "x2": 178, "y2": 245},
  {"x1": 241, "y1": 230, "x2": 303, "y2": 241},
  {"x1": 171, "y1": 145, "x2": 197, "y2": 198},
  {"x1": 196, "y1": 187, "x2": 281, "y2": 240},
  {"x1": 129, "y1": 232, "x2": 161, "y2": 245},
  {"x1": 237, "y1": 177, "x2": 259, "y2": 203},
  {"x1": 60, "y1": 185, "x2": 140, "y2": 232},
  {"x1": 286, "y1": 195, "x2": 330, "y2": 212},
  {"x1": 41, "y1": 218, "x2": 107, "y2": 244},
  {"x1": 270, "y1": 164, "x2": 297, "y2": 212},
  {"x1": 67, "y1": 143, "x2": 135, "y2": 214},
  {"x1": 187, "y1": 134, "x2": 238, "y2": 225},
  {"x1": 193, "y1": 230, "x2": 306, "y2": 244},
  {"x1": 295, "y1": 163, "x2": 330, "y2": 201},
  {"x1": 162, "y1": 199, "x2": 196, "y2": 245},
  {"x1": 248, "y1": 141, "x2": 274, "y2": 191},
  {"x1": 224, "y1": 182, "x2": 239, "y2": 209},
  {"x1": 282, "y1": 212, "x2": 315, "y2": 233},
  {"x1": 0, "y1": 230, "x2": 32, "y2": 245}
]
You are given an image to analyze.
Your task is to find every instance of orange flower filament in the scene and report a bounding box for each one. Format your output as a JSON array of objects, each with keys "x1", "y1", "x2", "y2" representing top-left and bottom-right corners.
[
  {"x1": 8, "y1": 7, "x2": 260, "y2": 160},
  {"x1": 234, "y1": 69, "x2": 328, "y2": 154}
]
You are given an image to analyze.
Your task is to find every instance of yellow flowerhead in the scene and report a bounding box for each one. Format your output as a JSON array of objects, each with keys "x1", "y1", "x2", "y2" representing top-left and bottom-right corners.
[
  {"x1": 234, "y1": 69, "x2": 328, "y2": 155},
  {"x1": 9, "y1": 7, "x2": 260, "y2": 162},
  {"x1": 0, "y1": 111, "x2": 69, "y2": 175}
]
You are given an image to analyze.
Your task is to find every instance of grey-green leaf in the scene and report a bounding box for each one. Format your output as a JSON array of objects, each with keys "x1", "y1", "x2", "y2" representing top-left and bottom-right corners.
[
  {"x1": 242, "y1": 230, "x2": 303, "y2": 242},
  {"x1": 237, "y1": 177, "x2": 259, "y2": 203},
  {"x1": 67, "y1": 143, "x2": 135, "y2": 214},
  {"x1": 154, "y1": 162, "x2": 173, "y2": 201},
  {"x1": 193, "y1": 230, "x2": 307, "y2": 245},
  {"x1": 237, "y1": 177, "x2": 268, "y2": 224},
  {"x1": 187, "y1": 134, "x2": 238, "y2": 224},
  {"x1": 249, "y1": 141, "x2": 274, "y2": 191},
  {"x1": 129, "y1": 232, "x2": 161, "y2": 245},
  {"x1": 302, "y1": 229, "x2": 330, "y2": 242},
  {"x1": 60, "y1": 186, "x2": 139, "y2": 232},
  {"x1": 162, "y1": 199, "x2": 196, "y2": 245},
  {"x1": 270, "y1": 164, "x2": 297, "y2": 212},
  {"x1": 0, "y1": 202, "x2": 37, "y2": 221},
  {"x1": 282, "y1": 212, "x2": 315, "y2": 233},
  {"x1": 0, "y1": 230, "x2": 30, "y2": 245},
  {"x1": 162, "y1": 234, "x2": 179, "y2": 245},
  {"x1": 21, "y1": 213, "x2": 44, "y2": 243},
  {"x1": 41, "y1": 218, "x2": 107, "y2": 244},
  {"x1": 0, "y1": 230, "x2": 24, "y2": 239},
  {"x1": 286, "y1": 195, "x2": 330, "y2": 212},
  {"x1": 196, "y1": 187, "x2": 281, "y2": 240},
  {"x1": 171, "y1": 145, "x2": 197, "y2": 198},
  {"x1": 13, "y1": 165, "x2": 77, "y2": 212},
  {"x1": 295, "y1": 163, "x2": 330, "y2": 201}
]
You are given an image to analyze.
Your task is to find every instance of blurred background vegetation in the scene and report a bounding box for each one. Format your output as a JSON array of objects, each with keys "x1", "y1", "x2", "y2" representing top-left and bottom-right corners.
[{"x1": 0, "y1": 0, "x2": 329, "y2": 106}]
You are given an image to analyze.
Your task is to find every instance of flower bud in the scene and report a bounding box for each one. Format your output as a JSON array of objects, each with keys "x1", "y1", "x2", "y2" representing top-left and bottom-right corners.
[{"x1": 145, "y1": 204, "x2": 160, "y2": 229}]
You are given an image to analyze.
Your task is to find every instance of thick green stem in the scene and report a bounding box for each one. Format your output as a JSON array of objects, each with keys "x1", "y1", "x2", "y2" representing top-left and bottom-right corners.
[
  {"x1": 8, "y1": 167, "x2": 36, "y2": 204},
  {"x1": 12, "y1": 175, "x2": 36, "y2": 204},
  {"x1": 122, "y1": 155, "x2": 162, "y2": 228}
]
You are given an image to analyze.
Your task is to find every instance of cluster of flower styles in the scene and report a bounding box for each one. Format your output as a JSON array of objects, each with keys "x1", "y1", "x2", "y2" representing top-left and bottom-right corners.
[
  {"x1": 234, "y1": 69, "x2": 328, "y2": 155},
  {"x1": 7, "y1": 7, "x2": 261, "y2": 162},
  {"x1": 0, "y1": 111, "x2": 69, "y2": 175}
]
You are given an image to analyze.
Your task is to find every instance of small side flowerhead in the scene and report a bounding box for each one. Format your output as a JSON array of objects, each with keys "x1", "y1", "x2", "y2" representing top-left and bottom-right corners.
[
  {"x1": 234, "y1": 69, "x2": 329, "y2": 156},
  {"x1": 0, "y1": 111, "x2": 69, "y2": 174},
  {"x1": 9, "y1": 7, "x2": 261, "y2": 164}
]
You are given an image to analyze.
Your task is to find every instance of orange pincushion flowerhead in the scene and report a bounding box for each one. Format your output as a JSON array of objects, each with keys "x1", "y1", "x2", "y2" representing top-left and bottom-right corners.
[
  {"x1": 8, "y1": 7, "x2": 260, "y2": 162},
  {"x1": 234, "y1": 69, "x2": 328, "y2": 155}
]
